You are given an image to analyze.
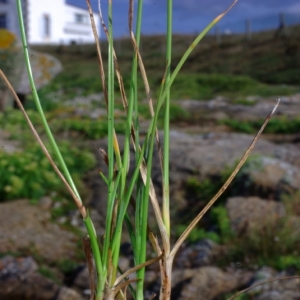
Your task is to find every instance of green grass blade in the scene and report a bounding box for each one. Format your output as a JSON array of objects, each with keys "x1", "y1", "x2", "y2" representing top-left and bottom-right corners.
[
  {"x1": 105, "y1": 0, "x2": 118, "y2": 287},
  {"x1": 16, "y1": 1, "x2": 105, "y2": 298},
  {"x1": 16, "y1": 0, "x2": 81, "y2": 203},
  {"x1": 162, "y1": 0, "x2": 238, "y2": 103},
  {"x1": 162, "y1": 0, "x2": 173, "y2": 239},
  {"x1": 112, "y1": 137, "x2": 148, "y2": 251},
  {"x1": 122, "y1": 0, "x2": 143, "y2": 193},
  {"x1": 84, "y1": 215, "x2": 105, "y2": 299}
]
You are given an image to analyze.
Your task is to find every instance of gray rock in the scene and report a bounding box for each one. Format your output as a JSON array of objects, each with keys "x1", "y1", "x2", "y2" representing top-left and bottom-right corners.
[
  {"x1": 0, "y1": 30, "x2": 23, "y2": 90},
  {"x1": 177, "y1": 94, "x2": 300, "y2": 121},
  {"x1": 0, "y1": 29, "x2": 62, "y2": 110},
  {"x1": 87, "y1": 131, "x2": 300, "y2": 229},
  {"x1": 256, "y1": 290, "x2": 298, "y2": 300},
  {"x1": 0, "y1": 255, "x2": 59, "y2": 300},
  {"x1": 248, "y1": 267, "x2": 300, "y2": 299},
  {"x1": 0, "y1": 256, "x2": 38, "y2": 280},
  {"x1": 56, "y1": 286, "x2": 83, "y2": 300},
  {"x1": 175, "y1": 239, "x2": 221, "y2": 268},
  {"x1": 73, "y1": 266, "x2": 90, "y2": 290},
  {"x1": 0, "y1": 255, "x2": 83, "y2": 300},
  {"x1": 0, "y1": 199, "x2": 78, "y2": 263},
  {"x1": 226, "y1": 196, "x2": 285, "y2": 235},
  {"x1": 17, "y1": 50, "x2": 62, "y2": 94},
  {"x1": 244, "y1": 155, "x2": 300, "y2": 192},
  {"x1": 172, "y1": 266, "x2": 253, "y2": 300}
]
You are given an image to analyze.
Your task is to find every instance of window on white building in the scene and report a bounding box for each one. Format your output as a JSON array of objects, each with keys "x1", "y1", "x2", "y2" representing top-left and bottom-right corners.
[
  {"x1": 43, "y1": 14, "x2": 50, "y2": 37},
  {"x1": 75, "y1": 13, "x2": 88, "y2": 24},
  {"x1": 0, "y1": 14, "x2": 7, "y2": 28}
]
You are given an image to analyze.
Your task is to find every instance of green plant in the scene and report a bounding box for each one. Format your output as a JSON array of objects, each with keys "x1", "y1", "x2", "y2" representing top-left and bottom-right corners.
[
  {"x1": 227, "y1": 212, "x2": 300, "y2": 271},
  {"x1": 272, "y1": 255, "x2": 300, "y2": 271},
  {"x1": 0, "y1": 0, "x2": 282, "y2": 299},
  {"x1": 175, "y1": 225, "x2": 221, "y2": 244},
  {"x1": 185, "y1": 177, "x2": 222, "y2": 203},
  {"x1": 56, "y1": 259, "x2": 79, "y2": 274},
  {"x1": 38, "y1": 266, "x2": 61, "y2": 284},
  {"x1": 0, "y1": 142, "x2": 95, "y2": 201},
  {"x1": 210, "y1": 206, "x2": 233, "y2": 243},
  {"x1": 222, "y1": 117, "x2": 300, "y2": 134},
  {"x1": 232, "y1": 98, "x2": 257, "y2": 106}
]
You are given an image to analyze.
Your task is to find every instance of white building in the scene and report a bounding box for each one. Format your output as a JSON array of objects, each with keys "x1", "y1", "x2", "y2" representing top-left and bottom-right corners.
[{"x1": 0, "y1": 0, "x2": 100, "y2": 44}]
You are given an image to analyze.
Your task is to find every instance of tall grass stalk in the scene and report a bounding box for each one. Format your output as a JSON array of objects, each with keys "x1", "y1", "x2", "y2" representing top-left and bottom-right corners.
[
  {"x1": 15, "y1": 0, "x2": 106, "y2": 298},
  {"x1": 163, "y1": 0, "x2": 172, "y2": 239},
  {"x1": 8, "y1": 0, "x2": 280, "y2": 299}
]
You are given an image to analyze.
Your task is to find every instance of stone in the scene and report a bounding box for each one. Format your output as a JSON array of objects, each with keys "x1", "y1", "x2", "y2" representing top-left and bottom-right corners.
[
  {"x1": 244, "y1": 155, "x2": 300, "y2": 193},
  {"x1": 73, "y1": 266, "x2": 90, "y2": 290},
  {"x1": 0, "y1": 255, "x2": 83, "y2": 300},
  {"x1": 175, "y1": 239, "x2": 221, "y2": 268},
  {"x1": 171, "y1": 266, "x2": 253, "y2": 300},
  {"x1": 256, "y1": 290, "x2": 298, "y2": 300},
  {"x1": 226, "y1": 196, "x2": 285, "y2": 235},
  {"x1": 0, "y1": 255, "x2": 38, "y2": 279},
  {"x1": 56, "y1": 286, "x2": 83, "y2": 300},
  {"x1": 177, "y1": 93, "x2": 300, "y2": 121},
  {"x1": 0, "y1": 255, "x2": 59, "y2": 300},
  {"x1": 0, "y1": 29, "x2": 23, "y2": 110},
  {"x1": 17, "y1": 50, "x2": 62, "y2": 95},
  {"x1": 247, "y1": 267, "x2": 300, "y2": 299},
  {"x1": 0, "y1": 29, "x2": 62, "y2": 110},
  {"x1": 0, "y1": 199, "x2": 79, "y2": 263},
  {"x1": 87, "y1": 131, "x2": 300, "y2": 231}
]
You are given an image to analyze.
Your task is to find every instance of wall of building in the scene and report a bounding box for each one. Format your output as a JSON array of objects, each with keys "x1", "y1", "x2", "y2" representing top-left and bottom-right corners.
[
  {"x1": 0, "y1": 0, "x2": 21, "y2": 37},
  {"x1": 0, "y1": 0, "x2": 100, "y2": 45},
  {"x1": 27, "y1": 0, "x2": 64, "y2": 44},
  {"x1": 61, "y1": 4, "x2": 101, "y2": 44}
]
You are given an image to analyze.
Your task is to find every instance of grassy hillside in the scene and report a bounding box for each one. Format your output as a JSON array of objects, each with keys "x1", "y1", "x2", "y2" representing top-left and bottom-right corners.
[{"x1": 31, "y1": 25, "x2": 300, "y2": 102}]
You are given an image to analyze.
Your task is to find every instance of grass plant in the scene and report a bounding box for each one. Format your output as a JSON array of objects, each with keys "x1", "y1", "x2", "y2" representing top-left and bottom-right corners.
[{"x1": 0, "y1": 0, "x2": 286, "y2": 299}]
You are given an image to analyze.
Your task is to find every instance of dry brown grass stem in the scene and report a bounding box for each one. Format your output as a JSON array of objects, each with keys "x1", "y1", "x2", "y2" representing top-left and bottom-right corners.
[{"x1": 170, "y1": 99, "x2": 280, "y2": 259}]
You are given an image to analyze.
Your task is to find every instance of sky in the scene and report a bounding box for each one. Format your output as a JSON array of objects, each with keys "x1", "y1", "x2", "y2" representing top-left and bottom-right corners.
[{"x1": 67, "y1": 0, "x2": 300, "y2": 37}]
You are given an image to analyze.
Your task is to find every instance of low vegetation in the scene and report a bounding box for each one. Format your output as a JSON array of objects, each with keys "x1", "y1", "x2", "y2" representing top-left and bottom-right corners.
[
  {"x1": 221, "y1": 116, "x2": 300, "y2": 134},
  {"x1": 0, "y1": 142, "x2": 94, "y2": 201}
]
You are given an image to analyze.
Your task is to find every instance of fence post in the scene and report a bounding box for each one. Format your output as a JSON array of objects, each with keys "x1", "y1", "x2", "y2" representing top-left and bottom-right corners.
[
  {"x1": 245, "y1": 19, "x2": 251, "y2": 41},
  {"x1": 161, "y1": 37, "x2": 165, "y2": 54},
  {"x1": 215, "y1": 26, "x2": 221, "y2": 44},
  {"x1": 275, "y1": 12, "x2": 288, "y2": 37},
  {"x1": 116, "y1": 38, "x2": 121, "y2": 55}
]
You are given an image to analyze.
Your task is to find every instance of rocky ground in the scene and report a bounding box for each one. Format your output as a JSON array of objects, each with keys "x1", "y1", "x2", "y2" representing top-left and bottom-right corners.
[{"x1": 1, "y1": 93, "x2": 300, "y2": 299}]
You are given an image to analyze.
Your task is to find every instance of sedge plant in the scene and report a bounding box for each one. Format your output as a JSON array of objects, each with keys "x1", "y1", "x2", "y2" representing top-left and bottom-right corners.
[{"x1": 0, "y1": 0, "x2": 282, "y2": 299}]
